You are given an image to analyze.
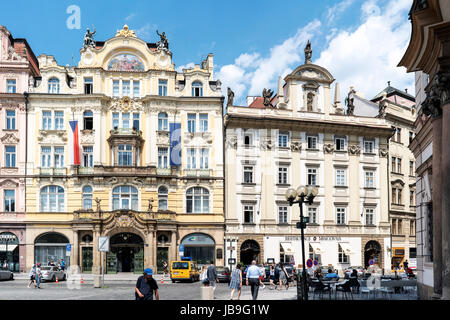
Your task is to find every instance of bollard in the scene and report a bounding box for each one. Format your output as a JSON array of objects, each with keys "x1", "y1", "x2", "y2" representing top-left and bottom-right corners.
[{"x1": 201, "y1": 286, "x2": 214, "y2": 300}]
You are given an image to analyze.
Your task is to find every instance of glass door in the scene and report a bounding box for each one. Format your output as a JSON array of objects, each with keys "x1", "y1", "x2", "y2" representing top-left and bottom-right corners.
[
  {"x1": 157, "y1": 247, "x2": 169, "y2": 274},
  {"x1": 81, "y1": 247, "x2": 93, "y2": 273},
  {"x1": 106, "y1": 252, "x2": 117, "y2": 274}
]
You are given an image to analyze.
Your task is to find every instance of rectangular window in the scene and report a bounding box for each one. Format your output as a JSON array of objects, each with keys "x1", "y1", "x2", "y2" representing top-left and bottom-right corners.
[
  {"x1": 278, "y1": 166, "x2": 288, "y2": 184},
  {"x1": 112, "y1": 113, "x2": 119, "y2": 129},
  {"x1": 133, "y1": 80, "x2": 140, "y2": 98},
  {"x1": 5, "y1": 146, "x2": 16, "y2": 167},
  {"x1": 397, "y1": 128, "x2": 401, "y2": 143},
  {"x1": 133, "y1": 113, "x2": 140, "y2": 131},
  {"x1": 337, "y1": 207, "x2": 346, "y2": 225},
  {"x1": 158, "y1": 147, "x2": 168, "y2": 169},
  {"x1": 398, "y1": 189, "x2": 402, "y2": 204},
  {"x1": 122, "y1": 113, "x2": 130, "y2": 129},
  {"x1": 7, "y1": 79, "x2": 16, "y2": 93},
  {"x1": 398, "y1": 219, "x2": 403, "y2": 234},
  {"x1": 244, "y1": 133, "x2": 253, "y2": 146},
  {"x1": 54, "y1": 147, "x2": 64, "y2": 168},
  {"x1": 187, "y1": 148, "x2": 196, "y2": 169},
  {"x1": 409, "y1": 161, "x2": 414, "y2": 176},
  {"x1": 41, "y1": 147, "x2": 51, "y2": 168},
  {"x1": 336, "y1": 169, "x2": 346, "y2": 186},
  {"x1": 42, "y1": 111, "x2": 52, "y2": 130},
  {"x1": 122, "y1": 80, "x2": 130, "y2": 96},
  {"x1": 392, "y1": 188, "x2": 397, "y2": 204},
  {"x1": 278, "y1": 206, "x2": 288, "y2": 224},
  {"x1": 307, "y1": 136, "x2": 317, "y2": 149},
  {"x1": 187, "y1": 114, "x2": 196, "y2": 133},
  {"x1": 308, "y1": 207, "x2": 317, "y2": 224},
  {"x1": 410, "y1": 190, "x2": 415, "y2": 206},
  {"x1": 397, "y1": 158, "x2": 402, "y2": 174},
  {"x1": 4, "y1": 190, "x2": 15, "y2": 212},
  {"x1": 118, "y1": 144, "x2": 133, "y2": 166},
  {"x1": 84, "y1": 77, "x2": 93, "y2": 94},
  {"x1": 410, "y1": 220, "x2": 415, "y2": 236},
  {"x1": 54, "y1": 111, "x2": 64, "y2": 130},
  {"x1": 6, "y1": 110, "x2": 16, "y2": 130},
  {"x1": 278, "y1": 132, "x2": 289, "y2": 148},
  {"x1": 335, "y1": 137, "x2": 346, "y2": 151},
  {"x1": 409, "y1": 131, "x2": 414, "y2": 145},
  {"x1": 113, "y1": 80, "x2": 120, "y2": 97},
  {"x1": 244, "y1": 205, "x2": 254, "y2": 223},
  {"x1": 365, "y1": 171, "x2": 374, "y2": 188},
  {"x1": 83, "y1": 146, "x2": 93, "y2": 167},
  {"x1": 364, "y1": 140, "x2": 374, "y2": 153},
  {"x1": 365, "y1": 208, "x2": 374, "y2": 225},
  {"x1": 199, "y1": 148, "x2": 209, "y2": 169},
  {"x1": 392, "y1": 157, "x2": 396, "y2": 172},
  {"x1": 158, "y1": 79, "x2": 168, "y2": 96},
  {"x1": 243, "y1": 166, "x2": 253, "y2": 183},
  {"x1": 83, "y1": 111, "x2": 93, "y2": 130},
  {"x1": 307, "y1": 168, "x2": 317, "y2": 186},
  {"x1": 338, "y1": 245, "x2": 349, "y2": 264},
  {"x1": 199, "y1": 114, "x2": 208, "y2": 132}
]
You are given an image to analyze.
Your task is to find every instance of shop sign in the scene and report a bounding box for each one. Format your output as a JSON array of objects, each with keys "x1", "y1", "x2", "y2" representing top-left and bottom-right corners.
[{"x1": 289, "y1": 236, "x2": 342, "y2": 241}]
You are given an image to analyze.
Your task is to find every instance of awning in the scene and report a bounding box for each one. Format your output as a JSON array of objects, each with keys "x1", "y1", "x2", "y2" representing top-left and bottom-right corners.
[
  {"x1": 280, "y1": 242, "x2": 294, "y2": 254},
  {"x1": 310, "y1": 243, "x2": 323, "y2": 254},
  {"x1": 0, "y1": 244, "x2": 18, "y2": 252},
  {"x1": 339, "y1": 242, "x2": 352, "y2": 255}
]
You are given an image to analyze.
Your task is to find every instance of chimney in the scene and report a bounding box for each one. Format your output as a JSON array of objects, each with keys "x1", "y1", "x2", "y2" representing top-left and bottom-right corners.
[
  {"x1": 334, "y1": 82, "x2": 344, "y2": 115},
  {"x1": 277, "y1": 76, "x2": 284, "y2": 103}
]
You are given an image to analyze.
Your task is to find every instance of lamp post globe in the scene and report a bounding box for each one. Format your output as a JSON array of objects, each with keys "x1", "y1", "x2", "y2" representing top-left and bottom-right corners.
[
  {"x1": 285, "y1": 188, "x2": 297, "y2": 202},
  {"x1": 296, "y1": 186, "x2": 307, "y2": 198}
]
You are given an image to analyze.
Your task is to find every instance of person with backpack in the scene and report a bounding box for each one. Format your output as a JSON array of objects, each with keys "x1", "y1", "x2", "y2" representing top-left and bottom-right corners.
[
  {"x1": 35, "y1": 263, "x2": 42, "y2": 289},
  {"x1": 135, "y1": 268, "x2": 159, "y2": 300},
  {"x1": 207, "y1": 260, "x2": 219, "y2": 291}
]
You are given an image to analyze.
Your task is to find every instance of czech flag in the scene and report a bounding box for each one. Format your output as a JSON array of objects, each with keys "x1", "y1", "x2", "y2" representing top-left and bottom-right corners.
[{"x1": 69, "y1": 121, "x2": 80, "y2": 165}]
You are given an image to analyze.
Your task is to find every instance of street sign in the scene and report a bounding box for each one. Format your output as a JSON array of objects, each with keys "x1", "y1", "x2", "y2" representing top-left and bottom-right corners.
[
  {"x1": 179, "y1": 244, "x2": 184, "y2": 257},
  {"x1": 267, "y1": 258, "x2": 275, "y2": 264},
  {"x1": 306, "y1": 259, "x2": 313, "y2": 268},
  {"x1": 98, "y1": 236, "x2": 110, "y2": 252},
  {"x1": 296, "y1": 222, "x2": 307, "y2": 229},
  {"x1": 369, "y1": 259, "x2": 374, "y2": 266},
  {"x1": 313, "y1": 260, "x2": 318, "y2": 266},
  {"x1": 302, "y1": 217, "x2": 310, "y2": 223},
  {"x1": 228, "y1": 258, "x2": 236, "y2": 265},
  {"x1": 66, "y1": 244, "x2": 71, "y2": 257}
]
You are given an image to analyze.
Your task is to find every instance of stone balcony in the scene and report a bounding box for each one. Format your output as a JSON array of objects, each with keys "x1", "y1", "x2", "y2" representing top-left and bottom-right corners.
[
  {"x1": 73, "y1": 209, "x2": 176, "y2": 223},
  {"x1": 184, "y1": 169, "x2": 213, "y2": 177},
  {"x1": 39, "y1": 167, "x2": 67, "y2": 176}
]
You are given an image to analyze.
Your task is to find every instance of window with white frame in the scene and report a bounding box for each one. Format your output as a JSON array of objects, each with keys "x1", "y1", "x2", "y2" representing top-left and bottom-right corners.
[
  {"x1": 122, "y1": 80, "x2": 130, "y2": 96},
  {"x1": 133, "y1": 113, "x2": 140, "y2": 130},
  {"x1": 186, "y1": 187, "x2": 209, "y2": 213},
  {"x1": 158, "y1": 113, "x2": 168, "y2": 131},
  {"x1": 338, "y1": 244, "x2": 349, "y2": 263},
  {"x1": 6, "y1": 110, "x2": 16, "y2": 130},
  {"x1": 307, "y1": 135, "x2": 317, "y2": 149},
  {"x1": 278, "y1": 132, "x2": 289, "y2": 148},
  {"x1": 83, "y1": 146, "x2": 93, "y2": 167},
  {"x1": 158, "y1": 186, "x2": 168, "y2": 210},
  {"x1": 112, "y1": 185, "x2": 138, "y2": 210},
  {"x1": 336, "y1": 207, "x2": 346, "y2": 225},
  {"x1": 112, "y1": 112, "x2": 119, "y2": 129},
  {"x1": 53, "y1": 147, "x2": 64, "y2": 168},
  {"x1": 278, "y1": 166, "x2": 288, "y2": 184},
  {"x1": 199, "y1": 114, "x2": 208, "y2": 132},
  {"x1": 41, "y1": 147, "x2": 51, "y2": 168},
  {"x1": 133, "y1": 80, "x2": 140, "y2": 98},
  {"x1": 308, "y1": 207, "x2": 317, "y2": 224},
  {"x1": 5, "y1": 146, "x2": 16, "y2": 167},
  {"x1": 397, "y1": 158, "x2": 402, "y2": 174},
  {"x1": 48, "y1": 78, "x2": 60, "y2": 94},
  {"x1": 82, "y1": 185, "x2": 93, "y2": 209},
  {"x1": 158, "y1": 147, "x2": 168, "y2": 169},
  {"x1": 307, "y1": 168, "x2": 317, "y2": 186},
  {"x1": 42, "y1": 111, "x2": 52, "y2": 130},
  {"x1": 54, "y1": 111, "x2": 64, "y2": 130},
  {"x1": 187, "y1": 114, "x2": 196, "y2": 133},
  {"x1": 122, "y1": 113, "x2": 130, "y2": 129},
  {"x1": 117, "y1": 144, "x2": 133, "y2": 166},
  {"x1": 365, "y1": 208, "x2": 374, "y2": 225},
  {"x1": 84, "y1": 77, "x2": 93, "y2": 94},
  {"x1": 83, "y1": 111, "x2": 93, "y2": 130},
  {"x1": 243, "y1": 166, "x2": 254, "y2": 183},
  {"x1": 365, "y1": 171, "x2": 374, "y2": 188},
  {"x1": 187, "y1": 148, "x2": 196, "y2": 169},
  {"x1": 41, "y1": 111, "x2": 63, "y2": 130},
  {"x1": 113, "y1": 80, "x2": 120, "y2": 97},
  {"x1": 40, "y1": 186, "x2": 64, "y2": 212},
  {"x1": 364, "y1": 139, "x2": 374, "y2": 153},
  {"x1": 192, "y1": 81, "x2": 203, "y2": 97},
  {"x1": 158, "y1": 79, "x2": 168, "y2": 96},
  {"x1": 4, "y1": 189, "x2": 15, "y2": 212},
  {"x1": 243, "y1": 204, "x2": 254, "y2": 223},
  {"x1": 7, "y1": 79, "x2": 16, "y2": 93},
  {"x1": 335, "y1": 137, "x2": 346, "y2": 151},
  {"x1": 336, "y1": 169, "x2": 346, "y2": 186},
  {"x1": 199, "y1": 148, "x2": 209, "y2": 169},
  {"x1": 278, "y1": 206, "x2": 288, "y2": 224}
]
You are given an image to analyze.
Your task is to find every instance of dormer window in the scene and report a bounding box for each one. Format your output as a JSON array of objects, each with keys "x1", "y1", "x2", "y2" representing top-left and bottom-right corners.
[
  {"x1": 192, "y1": 81, "x2": 203, "y2": 97},
  {"x1": 48, "y1": 78, "x2": 60, "y2": 94}
]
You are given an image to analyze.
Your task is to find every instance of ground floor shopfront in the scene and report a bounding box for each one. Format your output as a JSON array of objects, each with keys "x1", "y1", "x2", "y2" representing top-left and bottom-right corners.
[
  {"x1": 0, "y1": 226, "x2": 26, "y2": 272},
  {"x1": 225, "y1": 233, "x2": 391, "y2": 272}
]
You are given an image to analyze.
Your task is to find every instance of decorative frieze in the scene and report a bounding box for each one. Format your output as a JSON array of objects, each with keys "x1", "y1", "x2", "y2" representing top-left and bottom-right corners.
[
  {"x1": 348, "y1": 145, "x2": 361, "y2": 155},
  {"x1": 323, "y1": 143, "x2": 334, "y2": 154}
]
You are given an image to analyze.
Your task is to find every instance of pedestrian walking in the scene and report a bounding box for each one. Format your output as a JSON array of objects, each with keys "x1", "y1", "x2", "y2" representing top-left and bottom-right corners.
[
  {"x1": 200, "y1": 265, "x2": 209, "y2": 286},
  {"x1": 35, "y1": 263, "x2": 42, "y2": 289},
  {"x1": 278, "y1": 262, "x2": 289, "y2": 291},
  {"x1": 135, "y1": 268, "x2": 159, "y2": 300},
  {"x1": 269, "y1": 264, "x2": 275, "y2": 289},
  {"x1": 403, "y1": 260, "x2": 409, "y2": 270},
  {"x1": 27, "y1": 264, "x2": 36, "y2": 288},
  {"x1": 162, "y1": 261, "x2": 169, "y2": 278},
  {"x1": 229, "y1": 264, "x2": 242, "y2": 300},
  {"x1": 246, "y1": 260, "x2": 263, "y2": 300},
  {"x1": 61, "y1": 259, "x2": 65, "y2": 271},
  {"x1": 207, "y1": 260, "x2": 219, "y2": 291}
]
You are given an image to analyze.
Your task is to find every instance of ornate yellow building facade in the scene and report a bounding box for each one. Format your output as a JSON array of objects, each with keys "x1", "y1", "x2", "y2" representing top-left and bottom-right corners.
[{"x1": 25, "y1": 25, "x2": 224, "y2": 275}]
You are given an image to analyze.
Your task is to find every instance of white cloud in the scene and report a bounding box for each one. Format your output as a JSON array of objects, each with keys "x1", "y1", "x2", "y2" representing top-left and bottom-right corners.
[
  {"x1": 125, "y1": 13, "x2": 136, "y2": 21},
  {"x1": 316, "y1": 0, "x2": 414, "y2": 103},
  {"x1": 326, "y1": 0, "x2": 356, "y2": 24},
  {"x1": 176, "y1": 62, "x2": 196, "y2": 73},
  {"x1": 135, "y1": 23, "x2": 157, "y2": 41}
]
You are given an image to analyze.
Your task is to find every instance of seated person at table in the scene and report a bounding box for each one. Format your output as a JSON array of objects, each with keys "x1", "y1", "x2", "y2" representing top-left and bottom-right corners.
[
  {"x1": 314, "y1": 268, "x2": 324, "y2": 279},
  {"x1": 405, "y1": 268, "x2": 415, "y2": 279},
  {"x1": 324, "y1": 268, "x2": 340, "y2": 280}
]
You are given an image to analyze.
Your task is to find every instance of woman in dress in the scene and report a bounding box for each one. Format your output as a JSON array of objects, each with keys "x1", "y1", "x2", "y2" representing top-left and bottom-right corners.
[
  {"x1": 278, "y1": 262, "x2": 289, "y2": 291},
  {"x1": 269, "y1": 264, "x2": 275, "y2": 289},
  {"x1": 229, "y1": 264, "x2": 242, "y2": 300}
]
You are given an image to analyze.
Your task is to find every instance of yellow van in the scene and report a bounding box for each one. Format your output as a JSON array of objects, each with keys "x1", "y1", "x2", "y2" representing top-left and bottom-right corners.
[{"x1": 170, "y1": 260, "x2": 200, "y2": 283}]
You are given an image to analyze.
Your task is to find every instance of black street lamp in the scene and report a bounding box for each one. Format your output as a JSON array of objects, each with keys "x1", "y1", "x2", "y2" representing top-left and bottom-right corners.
[{"x1": 285, "y1": 186, "x2": 318, "y2": 301}]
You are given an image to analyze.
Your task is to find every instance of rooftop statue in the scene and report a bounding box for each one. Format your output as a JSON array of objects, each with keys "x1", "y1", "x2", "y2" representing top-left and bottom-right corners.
[
  {"x1": 345, "y1": 87, "x2": 356, "y2": 116},
  {"x1": 263, "y1": 88, "x2": 275, "y2": 107},
  {"x1": 83, "y1": 28, "x2": 96, "y2": 49},
  {"x1": 304, "y1": 40, "x2": 312, "y2": 64},
  {"x1": 227, "y1": 87, "x2": 235, "y2": 107},
  {"x1": 156, "y1": 30, "x2": 169, "y2": 51}
]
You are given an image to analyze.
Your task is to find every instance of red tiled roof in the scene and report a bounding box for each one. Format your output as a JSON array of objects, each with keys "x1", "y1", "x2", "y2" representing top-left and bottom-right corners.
[{"x1": 248, "y1": 95, "x2": 278, "y2": 108}]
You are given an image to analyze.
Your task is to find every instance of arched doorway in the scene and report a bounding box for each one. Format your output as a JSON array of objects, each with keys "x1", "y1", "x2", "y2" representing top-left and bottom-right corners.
[
  {"x1": 34, "y1": 232, "x2": 69, "y2": 266},
  {"x1": 240, "y1": 240, "x2": 260, "y2": 265},
  {"x1": 181, "y1": 233, "x2": 215, "y2": 266},
  {"x1": 107, "y1": 232, "x2": 144, "y2": 274},
  {"x1": 0, "y1": 232, "x2": 19, "y2": 272},
  {"x1": 364, "y1": 240, "x2": 382, "y2": 268}
]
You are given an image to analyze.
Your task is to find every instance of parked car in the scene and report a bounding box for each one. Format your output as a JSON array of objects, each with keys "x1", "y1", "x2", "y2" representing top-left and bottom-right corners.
[
  {"x1": 40, "y1": 266, "x2": 66, "y2": 282},
  {"x1": 170, "y1": 261, "x2": 200, "y2": 283},
  {"x1": 344, "y1": 266, "x2": 365, "y2": 278},
  {"x1": 0, "y1": 267, "x2": 14, "y2": 281},
  {"x1": 216, "y1": 267, "x2": 230, "y2": 283}
]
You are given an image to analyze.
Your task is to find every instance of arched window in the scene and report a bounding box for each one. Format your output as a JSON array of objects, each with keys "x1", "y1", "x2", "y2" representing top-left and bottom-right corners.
[
  {"x1": 40, "y1": 186, "x2": 64, "y2": 212},
  {"x1": 112, "y1": 186, "x2": 138, "y2": 210},
  {"x1": 83, "y1": 111, "x2": 93, "y2": 130},
  {"x1": 192, "y1": 81, "x2": 203, "y2": 97},
  {"x1": 48, "y1": 78, "x2": 60, "y2": 94},
  {"x1": 186, "y1": 187, "x2": 209, "y2": 213},
  {"x1": 158, "y1": 112, "x2": 168, "y2": 131},
  {"x1": 158, "y1": 186, "x2": 168, "y2": 211},
  {"x1": 82, "y1": 186, "x2": 93, "y2": 209}
]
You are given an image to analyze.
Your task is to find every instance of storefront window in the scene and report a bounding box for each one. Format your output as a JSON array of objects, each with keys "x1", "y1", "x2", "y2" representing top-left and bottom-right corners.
[
  {"x1": 0, "y1": 232, "x2": 19, "y2": 272},
  {"x1": 181, "y1": 233, "x2": 215, "y2": 265},
  {"x1": 34, "y1": 232, "x2": 69, "y2": 266}
]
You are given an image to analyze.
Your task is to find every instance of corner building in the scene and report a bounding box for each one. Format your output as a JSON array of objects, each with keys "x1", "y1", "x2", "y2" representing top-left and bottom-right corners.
[{"x1": 25, "y1": 25, "x2": 224, "y2": 273}]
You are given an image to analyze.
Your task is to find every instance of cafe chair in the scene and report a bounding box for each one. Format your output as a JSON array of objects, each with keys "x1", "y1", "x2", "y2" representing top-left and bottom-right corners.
[
  {"x1": 312, "y1": 279, "x2": 332, "y2": 300},
  {"x1": 335, "y1": 281, "x2": 353, "y2": 300}
]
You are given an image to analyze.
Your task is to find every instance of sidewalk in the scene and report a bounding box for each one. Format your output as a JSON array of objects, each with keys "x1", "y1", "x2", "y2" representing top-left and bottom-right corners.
[{"x1": 13, "y1": 272, "x2": 166, "y2": 282}]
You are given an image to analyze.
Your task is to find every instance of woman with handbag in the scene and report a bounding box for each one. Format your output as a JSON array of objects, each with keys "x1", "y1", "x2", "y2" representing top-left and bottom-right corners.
[
  {"x1": 200, "y1": 265, "x2": 209, "y2": 286},
  {"x1": 229, "y1": 264, "x2": 242, "y2": 300}
]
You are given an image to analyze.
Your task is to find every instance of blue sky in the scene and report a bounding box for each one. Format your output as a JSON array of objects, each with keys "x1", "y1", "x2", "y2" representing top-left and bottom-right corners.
[{"x1": 1, "y1": 0, "x2": 414, "y2": 105}]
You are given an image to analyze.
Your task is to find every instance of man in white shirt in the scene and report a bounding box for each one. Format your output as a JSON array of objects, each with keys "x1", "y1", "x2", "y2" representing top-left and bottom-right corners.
[{"x1": 246, "y1": 260, "x2": 264, "y2": 300}]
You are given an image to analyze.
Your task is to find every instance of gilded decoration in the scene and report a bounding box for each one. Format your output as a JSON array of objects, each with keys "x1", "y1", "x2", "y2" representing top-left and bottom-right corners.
[{"x1": 115, "y1": 25, "x2": 137, "y2": 38}]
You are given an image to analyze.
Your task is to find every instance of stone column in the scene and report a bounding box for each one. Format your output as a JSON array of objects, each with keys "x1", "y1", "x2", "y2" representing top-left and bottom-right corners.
[
  {"x1": 72, "y1": 230, "x2": 79, "y2": 268},
  {"x1": 348, "y1": 141, "x2": 361, "y2": 225},
  {"x1": 170, "y1": 231, "x2": 177, "y2": 262},
  {"x1": 441, "y1": 100, "x2": 450, "y2": 300},
  {"x1": 92, "y1": 225, "x2": 101, "y2": 287},
  {"x1": 146, "y1": 231, "x2": 155, "y2": 270}
]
